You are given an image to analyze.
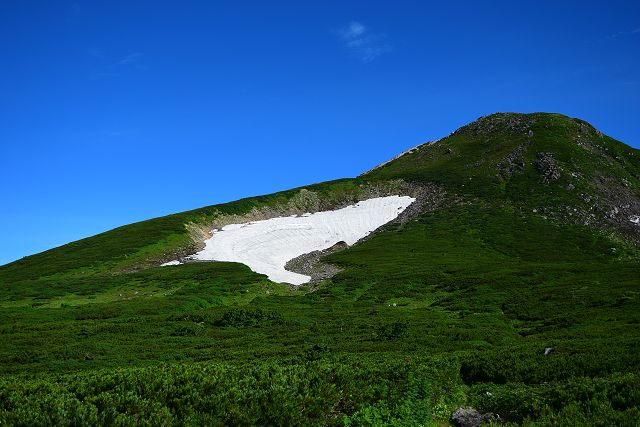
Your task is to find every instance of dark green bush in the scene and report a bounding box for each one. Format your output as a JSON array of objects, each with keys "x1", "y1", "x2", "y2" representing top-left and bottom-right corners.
[
  {"x1": 170, "y1": 326, "x2": 199, "y2": 337},
  {"x1": 0, "y1": 358, "x2": 463, "y2": 426},
  {"x1": 215, "y1": 308, "x2": 285, "y2": 327},
  {"x1": 460, "y1": 347, "x2": 640, "y2": 385},
  {"x1": 374, "y1": 320, "x2": 409, "y2": 341}
]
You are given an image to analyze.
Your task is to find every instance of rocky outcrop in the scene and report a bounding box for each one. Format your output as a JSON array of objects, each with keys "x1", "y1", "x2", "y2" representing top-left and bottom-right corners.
[
  {"x1": 498, "y1": 145, "x2": 526, "y2": 177},
  {"x1": 284, "y1": 241, "x2": 347, "y2": 283},
  {"x1": 450, "y1": 407, "x2": 501, "y2": 427},
  {"x1": 534, "y1": 152, "x2": 561, "y2": 182},
  {"x1": 591, "y1": 175, "x2": 640, "y2": 243}
]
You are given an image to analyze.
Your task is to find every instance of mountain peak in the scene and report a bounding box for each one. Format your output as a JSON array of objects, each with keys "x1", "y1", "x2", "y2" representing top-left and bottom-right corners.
[
  {"x1": 453, "y1": 112, "x2": 602, "y2": 139},
  {"x1": 364, "y1": 111, "x2": 640, "y2": 244}
]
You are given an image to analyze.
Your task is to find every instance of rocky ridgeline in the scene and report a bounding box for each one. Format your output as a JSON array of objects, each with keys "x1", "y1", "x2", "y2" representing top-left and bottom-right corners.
[
  {"x1": 456, "y1": 112, "x2": 604, "y2": 141},
  {"x1": 454, "y1": 112, "x2": 538, "y2": 137}
]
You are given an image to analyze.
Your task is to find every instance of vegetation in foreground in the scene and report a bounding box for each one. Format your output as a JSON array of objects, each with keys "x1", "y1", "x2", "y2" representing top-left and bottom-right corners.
[{"x1": 1, "y1": 113, "x2": 639, "y2": 425}]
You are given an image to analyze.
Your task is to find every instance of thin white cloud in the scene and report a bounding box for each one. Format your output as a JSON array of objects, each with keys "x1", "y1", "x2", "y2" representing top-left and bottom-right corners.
[
  {"x1": 116, "y1": 52, "x2": 144, "y2": 65},
  {"x1": 607, "y1": 26, "x2": 640, "y2": 39},
  {"x1": 87, "y1": 50, "x2": 145, "y2": 78},
  {"x1": 337, "y1": 21, "x2": 390, "y2": 63}
]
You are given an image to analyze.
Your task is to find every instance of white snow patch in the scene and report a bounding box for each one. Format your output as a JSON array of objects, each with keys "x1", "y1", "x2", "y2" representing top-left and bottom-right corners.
[
  {"x1": 191, "y1": 195, "x2": 415, "y2": 285},
  {"x1": 161, "y1": 260, "x2": 181, "y2": 266}
]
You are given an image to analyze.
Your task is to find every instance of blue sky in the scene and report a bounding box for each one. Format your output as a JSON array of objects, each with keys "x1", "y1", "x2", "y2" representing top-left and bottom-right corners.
[{"x1": 1, "y1": 1, "x2": 639, "y2": 265}]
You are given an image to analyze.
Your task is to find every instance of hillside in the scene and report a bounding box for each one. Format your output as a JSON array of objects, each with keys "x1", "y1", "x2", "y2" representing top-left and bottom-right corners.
[{"x1": 1, "y1": 112, "x2": 639, "y2": 426}]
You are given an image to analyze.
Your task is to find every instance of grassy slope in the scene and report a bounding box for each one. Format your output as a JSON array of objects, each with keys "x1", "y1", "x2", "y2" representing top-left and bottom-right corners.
[
  {"x1": 1, "y1": 113, "x2": 639, "y2": 425},
  {"x1": 0, "y1": 178, "x2": 360, "y2": 300}
]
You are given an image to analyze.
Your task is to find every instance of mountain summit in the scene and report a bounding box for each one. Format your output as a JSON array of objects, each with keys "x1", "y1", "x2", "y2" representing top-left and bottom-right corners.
[
  {"x1": 1, "y1": 113, "x2": 639, "y2": 425},
  {"x1": 3, "y1": 112, "x2": 638, "y2": 279},
  {"x1": 367, "y1": 112, "x2": 640, "y2": 240}
]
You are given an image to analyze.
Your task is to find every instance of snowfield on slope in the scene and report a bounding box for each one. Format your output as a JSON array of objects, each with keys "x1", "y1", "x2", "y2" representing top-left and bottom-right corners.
[{"x1": 189, "y1": 195, "x2": 415, "y2": 285}]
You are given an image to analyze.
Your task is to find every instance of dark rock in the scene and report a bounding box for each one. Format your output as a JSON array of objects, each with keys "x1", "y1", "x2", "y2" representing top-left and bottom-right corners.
[
  {"x1": 450, "y1": 407, "x2": 501, "y2": 427},
  {"x1": 284, "y1": 243, "x2": 346, "y2": 283},
  {"x1": 591, "y1": 175, "x2": 640, "y2": 243},
  {"x1": 534, "y1": 152, "x2": 561, "y2": 182},
  {"x1": 498, "y1": 145, "x2": 525, "y2": 177},
  {"x1": 578, "y1": 122, "x2": 591, "y2": 134}
]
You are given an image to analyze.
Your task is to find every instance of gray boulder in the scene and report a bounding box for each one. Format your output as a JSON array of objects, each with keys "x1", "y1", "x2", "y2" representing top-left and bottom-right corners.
[
  {"x1": 534, "y1": 152, "x2": 561, "y2": 182},
  {"x1": 450, "y1": 407, "x2": 501, "y2": 427}
]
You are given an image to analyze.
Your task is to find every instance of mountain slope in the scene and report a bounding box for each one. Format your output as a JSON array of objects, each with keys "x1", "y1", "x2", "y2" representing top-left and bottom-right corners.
[
  {"x1": 3, "y1": 113, "x2": 638, "y2": 292},
  {"x1": 1, "y1": 112, "x2": 639, "y2": 426},
  {"x1": 366, "y1": 113, "x2": 640, "y2": 238}
]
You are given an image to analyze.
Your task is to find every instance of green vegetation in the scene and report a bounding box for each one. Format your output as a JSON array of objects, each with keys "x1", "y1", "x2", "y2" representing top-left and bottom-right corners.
[{"x1": 1, "y1": 113, "x2": 639, "y2": 425}]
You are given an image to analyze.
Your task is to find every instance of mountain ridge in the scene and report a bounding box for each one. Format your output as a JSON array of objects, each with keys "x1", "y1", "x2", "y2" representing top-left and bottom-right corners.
[
  {"x1": 3, "y1": 112, "x2": 638, "y2": 275},
  {"x1": 1, "y1": 112, "x2": 639, "y2": 424}
]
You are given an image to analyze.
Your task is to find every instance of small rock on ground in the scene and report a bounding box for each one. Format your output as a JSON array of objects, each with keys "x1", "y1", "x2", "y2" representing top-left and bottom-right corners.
[{"x1": 450, "y1": 407, "x2": 501, "y2": 427}]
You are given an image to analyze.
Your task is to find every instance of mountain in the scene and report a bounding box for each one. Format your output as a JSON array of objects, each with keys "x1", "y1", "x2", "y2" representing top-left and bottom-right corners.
[{"x1": 1, "y1": 112, "x2": 639, "y2": 426}]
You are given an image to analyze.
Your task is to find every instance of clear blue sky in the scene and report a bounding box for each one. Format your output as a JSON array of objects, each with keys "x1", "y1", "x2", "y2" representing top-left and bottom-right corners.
[{"x1": 1, "y1": 1, "x2": 639, "y2": 265}]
